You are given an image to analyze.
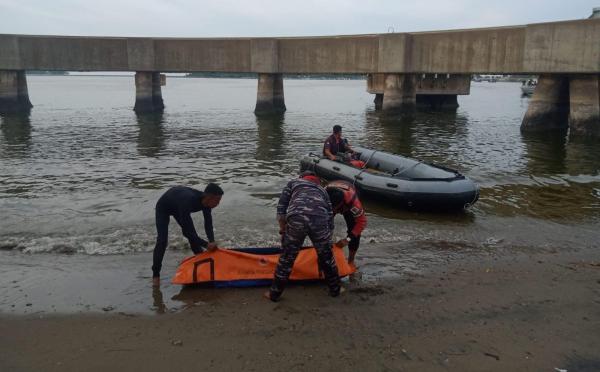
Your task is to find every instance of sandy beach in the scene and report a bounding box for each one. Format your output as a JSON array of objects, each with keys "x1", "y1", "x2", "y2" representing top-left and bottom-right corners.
[{"x1": 2, "y1": 244, "x2": 599, "y2": 372}]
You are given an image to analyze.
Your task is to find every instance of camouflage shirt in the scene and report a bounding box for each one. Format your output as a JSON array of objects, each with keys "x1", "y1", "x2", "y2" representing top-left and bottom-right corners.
[{"x1": 277, "y1": 178, "x2": 333, "y2": 220}]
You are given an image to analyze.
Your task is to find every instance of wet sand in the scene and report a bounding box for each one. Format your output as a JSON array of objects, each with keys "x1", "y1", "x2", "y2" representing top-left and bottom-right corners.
[{"x1": 2, "y1": 246, "x2": 599, "y2": 371}]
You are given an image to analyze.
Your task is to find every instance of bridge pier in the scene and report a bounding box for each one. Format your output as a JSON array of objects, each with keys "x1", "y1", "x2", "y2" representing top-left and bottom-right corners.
[
  {"x1": 520, "y1": 74, "x2": 570, "y2": 133},
  {"x1": 373, "y1": 93, "x2": 383, "y2": 110},
  {"x1": 254, "y1": 73, "x2": 286, "y2": 115},
  {"x1": 0, "y1": 70, "x2": 33, "y2": 114},
  {"x1": 569, "y1": 74, "x2": 600, "y2": 137},
  {"x1": 134, "y1": 72, "x2": 164, "y2": 113},
  {"x1": 382, "y1": 74, "x2": 416, "y2": 113}
]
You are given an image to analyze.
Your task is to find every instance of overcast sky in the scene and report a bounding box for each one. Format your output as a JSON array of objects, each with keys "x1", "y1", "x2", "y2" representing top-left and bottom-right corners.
[{"x1": 1, "y1": 0, "x2": 598, "y2": 37}]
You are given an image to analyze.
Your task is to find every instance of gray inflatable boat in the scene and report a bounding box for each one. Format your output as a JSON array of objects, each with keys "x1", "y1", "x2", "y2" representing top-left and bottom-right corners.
[{"x1": 300, "y1": 146, "x2": 479, "y2": 211}]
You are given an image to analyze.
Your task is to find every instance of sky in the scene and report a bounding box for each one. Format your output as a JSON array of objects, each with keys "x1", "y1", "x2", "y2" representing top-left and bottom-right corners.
[{"x1": 1, "y1": 0, "x2": 598, "y2": 37}]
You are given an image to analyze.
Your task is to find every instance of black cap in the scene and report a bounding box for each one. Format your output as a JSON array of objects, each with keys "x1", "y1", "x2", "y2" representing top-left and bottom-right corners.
[{"x1": 333, "y1": 125, "x2": 342, "y2": 134}]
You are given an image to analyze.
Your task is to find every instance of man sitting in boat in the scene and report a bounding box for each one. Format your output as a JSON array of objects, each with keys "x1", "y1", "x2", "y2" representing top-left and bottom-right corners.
[
  {"x1": 323, "y1": 125, "x2": 354, "y2": 160},
  {"x1": 266, "y1": 171, "x2": 341, "y2": 302},
  {"x1": 323, "y1": 125, "x2": 365, "y2": 168},
  {"x1": 325, "y1": 180, "x2": 367, "y2": 265},
  {"x1": 151, "y1": 183, "x2": 224, "y2": 287}
]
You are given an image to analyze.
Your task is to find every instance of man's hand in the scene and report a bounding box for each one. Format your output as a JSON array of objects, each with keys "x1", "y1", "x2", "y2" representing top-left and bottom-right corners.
[
  {"x1": 278, "y1": 219, "x2": 286, "y2": 235},
  {"x1": 152, "y1": 277, "x2": 160, "y2": 287},
  {"x1": 336, "y1": 238, "x2": 349, "y2": 247},
  {"x1": 206, "y1": 242, "x2": 218, "y2": 252}
]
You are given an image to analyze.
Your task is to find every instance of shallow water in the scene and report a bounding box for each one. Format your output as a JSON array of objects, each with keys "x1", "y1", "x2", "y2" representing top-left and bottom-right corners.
[
  {"x1": 1, "y1": 76, "x2": 599, "y2": 314},
  {"x1": 1, "y1": 76, "x2": 598, "y2": 255}
]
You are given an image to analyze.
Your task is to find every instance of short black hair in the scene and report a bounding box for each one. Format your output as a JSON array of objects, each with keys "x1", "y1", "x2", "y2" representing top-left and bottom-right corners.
[
  {"x1": 326, "y1": 187, "x2": 344, "y2": 208},
  {"x1": 333, "y1": 125, "x2": 342, "y2": 134},
  {"x1": 204, "y1": 183, "x2": 224, "y2": 195}
]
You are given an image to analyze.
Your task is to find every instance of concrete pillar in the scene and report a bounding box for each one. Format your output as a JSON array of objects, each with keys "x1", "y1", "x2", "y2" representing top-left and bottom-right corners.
[
  {"x1": 134, "y1": 72, "x2": 164, "y2": 113},
  {"x1": 568, "y1": 74, "x2": 600, "y2": 138},
  {"x1": 17, "y1": 71, "x2": 33, "y2": 110},
  {"x1": 521, "y1": 74, "x2": 569, "y2": 132},
  {"x1": 255, "y1": 73, "x2": 286, "y2": 115},
  {"x1": 0, "y1": 70, "x2": 32, "y2": 114},
  {"x1": 382, "y1": 74, "x2": 416, "y2": 113},
  {"x1": 373, "y1": 93, "x2": 383, "y2": 110},
  {"x1": 416, "y1": 94, "x2": 459, "y2": 110}
]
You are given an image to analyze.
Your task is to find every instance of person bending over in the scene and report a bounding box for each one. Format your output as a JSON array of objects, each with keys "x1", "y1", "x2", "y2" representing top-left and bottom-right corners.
[
  {"x1": 326, "y1": 180, "x2": 367, "y2": 265},
  {"x1": 152, "y1": 183, "x2": 223, "y2": 286},
  {"x1": 267, "y1": 172, "x2": 341, "y2": 301}
]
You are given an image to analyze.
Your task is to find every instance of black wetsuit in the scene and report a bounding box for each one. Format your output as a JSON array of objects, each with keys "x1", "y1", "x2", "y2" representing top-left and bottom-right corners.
[{"x1": 152, "y1": 186, "x2": 215, "y2": 277}]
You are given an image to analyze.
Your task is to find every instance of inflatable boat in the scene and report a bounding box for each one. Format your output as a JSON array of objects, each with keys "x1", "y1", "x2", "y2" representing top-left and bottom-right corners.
[
  {"x1": 172, "y1": 245, "x2": 356, "y2": 287},
  {"x1": 300, "y1": 146, "x2": 479, "y2": 211}
]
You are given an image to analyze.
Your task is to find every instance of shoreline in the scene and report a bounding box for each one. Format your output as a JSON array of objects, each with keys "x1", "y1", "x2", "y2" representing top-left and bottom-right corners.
[{"x1": 2, "y1": 245, "x2": 599, "y2": 371}]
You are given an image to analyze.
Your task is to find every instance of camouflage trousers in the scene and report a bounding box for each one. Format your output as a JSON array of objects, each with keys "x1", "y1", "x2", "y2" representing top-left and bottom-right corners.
[{"x1": 269, "y1": 214, "x2": 340, "y2": 301}]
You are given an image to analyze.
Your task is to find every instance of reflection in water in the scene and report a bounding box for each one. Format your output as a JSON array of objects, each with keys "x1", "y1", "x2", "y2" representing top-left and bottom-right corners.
[
  {"x1": 0, "y1": 113, "x2": 32, "y2": 157},
  {"x1": 171, "y1": 285, "x2": 225, "y2": 310},
  {"x1": 363, "y1": 109, "x2": 468, "y2": 166},
  {"x1": 151, "y1": 286, "x2": 167, "y2": 314},
  {"x1": 136, "y1": 112, "x2": 166, "y2": 157},
  {"x1": 363, "y1": 197, "x2": 476, "y2": 224},
  {"x1": 522, "y1": 130, "x2": 568, "y2": 175},
  {"x1": 364, "y1": 110, "x2": 415, "y2": 156},
  {"x1": 565, "y1": 137, "x2": 600, "y2": 176},
  {"x1": 255, "y1": 113, "x2": 285, "y2": 160},
  {"x1": 480, "y1": 130, "x2": 600, "y2": 220}
]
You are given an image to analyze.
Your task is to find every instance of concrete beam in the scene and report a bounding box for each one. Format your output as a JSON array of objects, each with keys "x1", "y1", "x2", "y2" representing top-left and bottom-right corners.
[
  {"x1": 251, "y1": 39, "x2": 278, "y2": 73},
  {"x1": 154, "y1": 39, "x2": 251, "y2": 72},
  {"x1": 0, "y1": 35, "x2": 21, "y2": 70},
  {"x1": 276, "y1": 35, "x2": 378, "y2": 73},
  {"x1": 368, "y1": 73, "x2": 471, "y2": 95},
  {"x1": 0, "y1": 18, "x2": 599, "y2": 74},
  {"x1": 521, "y1": 74, "x2": 569, "y2": 132},
  {"x1": 127, "y1": 38, "x2": 155, "y2": 71},
  {"x1": 569, "y1": 74, "x2": 600, "y2": 137},
  {"x1": 524, "y1": 20, "x2": 600, "y2": 73}
]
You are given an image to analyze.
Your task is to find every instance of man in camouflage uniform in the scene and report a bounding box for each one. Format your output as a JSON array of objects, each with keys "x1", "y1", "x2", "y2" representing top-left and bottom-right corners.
[{"x1": 266, "y1": 172, "x2": 341, "y2": 301}]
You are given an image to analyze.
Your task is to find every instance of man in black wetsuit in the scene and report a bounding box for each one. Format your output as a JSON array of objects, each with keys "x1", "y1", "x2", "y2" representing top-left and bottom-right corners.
[{"x1": 151, "y1": 183, "x2": 224, "y2": 286}]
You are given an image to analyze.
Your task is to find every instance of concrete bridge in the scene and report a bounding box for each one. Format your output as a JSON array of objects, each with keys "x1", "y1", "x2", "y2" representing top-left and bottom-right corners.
[{"x1": 0, "y1": 17, "x2": 599, "y2": 137}]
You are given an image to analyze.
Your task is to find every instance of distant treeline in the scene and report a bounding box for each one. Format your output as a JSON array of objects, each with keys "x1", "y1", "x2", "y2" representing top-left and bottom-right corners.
[
  {"x1": 27, "y1": 70, "x2": 69, "y2": 75},
  {"x1": 186, "y1": 72, "x2": 366, "y2": 80}
]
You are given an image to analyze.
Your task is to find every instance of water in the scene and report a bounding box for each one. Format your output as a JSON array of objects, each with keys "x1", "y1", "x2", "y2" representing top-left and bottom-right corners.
[{"x1": 1, "y1": 77, "x2": 599, "y2": 256}]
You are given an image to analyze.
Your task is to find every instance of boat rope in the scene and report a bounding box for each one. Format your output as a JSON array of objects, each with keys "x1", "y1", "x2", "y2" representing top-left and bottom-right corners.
[{"x1": 353, "y1": 150, "x2": 377, "y2": 187}]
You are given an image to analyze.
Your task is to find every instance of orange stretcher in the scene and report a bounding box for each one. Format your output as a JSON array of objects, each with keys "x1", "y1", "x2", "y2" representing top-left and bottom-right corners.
[{"x1": 172, "y1": 245, "x2": 356, "y2": 287}]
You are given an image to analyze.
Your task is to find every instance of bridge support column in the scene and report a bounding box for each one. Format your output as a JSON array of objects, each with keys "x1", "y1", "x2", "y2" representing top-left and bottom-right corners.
[
  {"x1": 373, "y1": 93, "x2": 383, "y2": 110},
  {"x1": 416, "y1": 94, "x2": 459, "y2": 110},
  {"x1": 382, "y1": 74, "x2": 416, "y2": 113},
  {"x1": 569, "y1": 74, "x2": 600, "y2": 138},
  {"x1": 0, "y1": 70, "x2": 33, "y2": 114},
  {"x1": 134, "y1": 72, "x2": 164, "y2": 113},
  {"x1": 521, "y1": 74, "x2": 569, "y2": 133},
  {"x1": 255, "y1": 73, "x2": 285, "y2": 115}
]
